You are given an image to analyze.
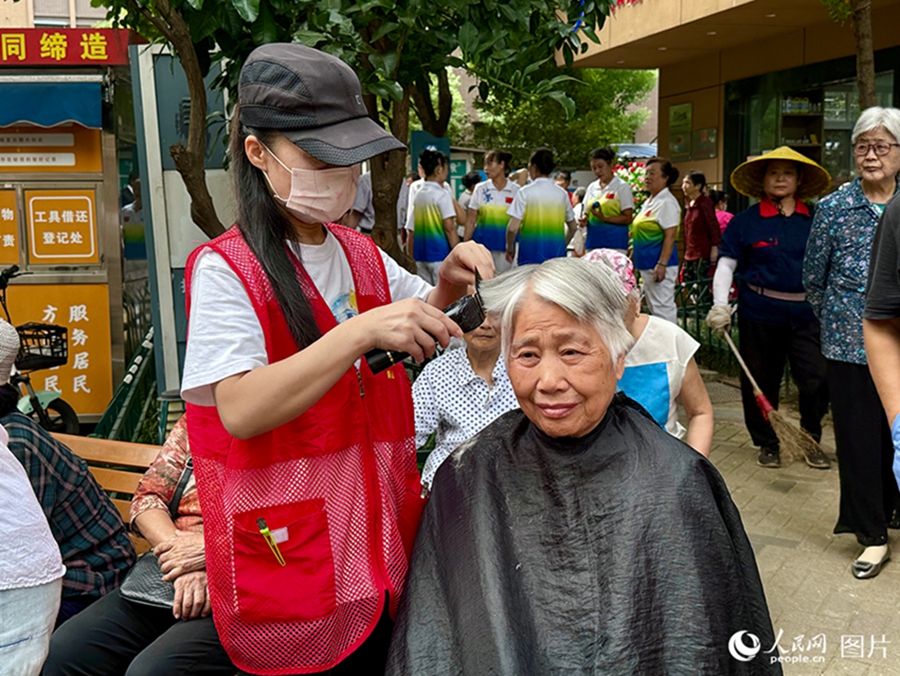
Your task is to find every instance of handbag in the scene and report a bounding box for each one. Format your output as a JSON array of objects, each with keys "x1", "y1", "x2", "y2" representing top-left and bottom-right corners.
[{"x1": 119, "y1": 458, "x2": 193, "y2": 608}]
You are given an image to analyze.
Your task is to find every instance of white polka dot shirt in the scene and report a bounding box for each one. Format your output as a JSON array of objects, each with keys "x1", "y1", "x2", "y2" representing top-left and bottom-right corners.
[{"x1": 413, "y1": 346, "x2": 519, "y2": 489}]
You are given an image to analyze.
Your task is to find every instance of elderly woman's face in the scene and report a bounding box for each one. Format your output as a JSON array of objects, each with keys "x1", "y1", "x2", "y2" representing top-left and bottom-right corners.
[
  {"x1": 507, "y1": 293, "x2": 624, "y2": 438},
  {"x1": 644, "y1": 162, "x2": 668, "y2": 196},
  {"x1": 464, "y1": 316, "x2": 501, "y2": 353},
  {"x1": 855, "y1": 126, "x2": 900, "y2": 184}
]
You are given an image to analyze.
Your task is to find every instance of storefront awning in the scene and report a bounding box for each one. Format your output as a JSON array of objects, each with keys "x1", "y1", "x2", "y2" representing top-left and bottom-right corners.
[{"x1": 0, "y1": 82, "x2": 102, "y2": 129}]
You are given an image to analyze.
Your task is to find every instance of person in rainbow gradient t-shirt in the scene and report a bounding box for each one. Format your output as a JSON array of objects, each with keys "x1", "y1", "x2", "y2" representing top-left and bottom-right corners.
[
  {"x1": 406, "y1": 149, "x2": 459, "y2": 284},
  {"x1": 464, "y1": 149, "x2": 520, "y2": 273},
  {"x1": 632, "y1": 157, "x2": 682, "y2": 323},
  {"x1": 582, "y1": 146, "x2": 635, "y2": 253},
  {"x1": 505, "y1": 148, "x2": 576, "y2": 266}
]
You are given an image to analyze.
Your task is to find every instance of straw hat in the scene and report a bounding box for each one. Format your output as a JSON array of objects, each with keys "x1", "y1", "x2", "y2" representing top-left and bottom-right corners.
[
  {"x1": 730, "y1": 146, "x2": 831, "y2": 201},
  {"x1": 0, "y1": 320, "x2": 18, "y2": 387}
]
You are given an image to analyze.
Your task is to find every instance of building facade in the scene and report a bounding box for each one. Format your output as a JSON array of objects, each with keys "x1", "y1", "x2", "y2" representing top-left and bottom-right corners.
[{"x1": 572, "y1": 0, "x2": 900, "y2": 208}]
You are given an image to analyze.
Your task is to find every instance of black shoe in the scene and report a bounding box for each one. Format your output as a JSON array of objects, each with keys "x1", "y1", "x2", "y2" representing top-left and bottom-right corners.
[
  {"x1": 804, "y1": 445, "x2": 831, "y2": 470},
  {"x1": 889, "y1": 509, "x2": 900, "y2": 530},
  {"x1": 757, "y1": 446, "x2": 781, "y2": 468},
  {"x1": 852, "y1": 546, "x2": 891, "y2": 579}
]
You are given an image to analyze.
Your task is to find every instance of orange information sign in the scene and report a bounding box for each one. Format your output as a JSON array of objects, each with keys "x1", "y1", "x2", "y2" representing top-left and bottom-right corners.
[
  {"x1": 26, "y1": 189, "x2": 98, "y2": 265},
  {"x1": 0, "y1": 191, "x2": 19, "y2": 266},
  {"x1": 0, "y1": 125, "x2": 102, "y2": 174},
  {"x1": 7, "y1": 284, "x2": 112, "y2": 416}
]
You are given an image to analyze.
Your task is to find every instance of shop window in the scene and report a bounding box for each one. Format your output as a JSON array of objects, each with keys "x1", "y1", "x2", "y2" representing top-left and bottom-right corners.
[
  {"x1": 748, "y1": 93, "x2": 779, "y2": 156},
  {"x1": 75, "y1": 0, "x2": 108, "y2": 25},
  {"x1": 33, "y1": 0, "x2": 69, "y2": 25}
]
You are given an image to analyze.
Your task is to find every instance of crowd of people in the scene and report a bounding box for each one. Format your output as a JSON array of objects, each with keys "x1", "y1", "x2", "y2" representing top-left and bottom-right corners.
[{"x1": 4, "y1": 41, "x2": 900, "y2": 676}]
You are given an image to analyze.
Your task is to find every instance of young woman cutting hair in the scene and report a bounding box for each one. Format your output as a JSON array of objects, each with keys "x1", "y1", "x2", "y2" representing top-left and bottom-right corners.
[{"x1": 181, "y1": 44, "x2": 492, "y2": 676}]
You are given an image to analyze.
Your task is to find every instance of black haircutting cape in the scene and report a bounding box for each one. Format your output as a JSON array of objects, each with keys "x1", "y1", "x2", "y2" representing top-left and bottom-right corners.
[{"x1": 386, "y1": 394, "x2": 781, "y2": 675}]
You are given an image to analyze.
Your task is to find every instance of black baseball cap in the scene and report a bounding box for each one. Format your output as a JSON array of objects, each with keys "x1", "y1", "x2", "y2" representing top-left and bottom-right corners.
[{"x1": 238, "y1": 43, "x2": 406, "y2": 166}]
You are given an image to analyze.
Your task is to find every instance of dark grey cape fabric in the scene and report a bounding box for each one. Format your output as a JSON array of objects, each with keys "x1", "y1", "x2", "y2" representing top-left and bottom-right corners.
[{"x1": 386, "y1": 394, "x2": 782, "y2": 675}]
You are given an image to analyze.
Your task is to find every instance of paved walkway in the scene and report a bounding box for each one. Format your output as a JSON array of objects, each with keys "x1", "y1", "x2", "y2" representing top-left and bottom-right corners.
[{"x1": 706, "y1": 388, "x2": 900, "y2": 675}]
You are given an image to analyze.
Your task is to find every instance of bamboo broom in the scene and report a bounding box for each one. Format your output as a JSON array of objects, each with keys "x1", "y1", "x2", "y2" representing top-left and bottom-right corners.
[{"x1": 722, "y1": 333, "x2": 823, "y2": 464}]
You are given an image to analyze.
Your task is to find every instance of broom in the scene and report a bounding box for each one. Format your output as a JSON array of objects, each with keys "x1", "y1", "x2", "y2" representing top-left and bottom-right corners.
[{"x1": 722, "y1": 333, "x2": 823, "y2": 464}]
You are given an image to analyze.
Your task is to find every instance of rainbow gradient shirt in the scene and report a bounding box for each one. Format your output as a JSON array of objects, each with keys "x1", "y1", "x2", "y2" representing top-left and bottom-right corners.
[
  {"x1": 584, "y1": 175, "x2": 634, "y2": 250},
  {"x1": 470, "y1": 179, "x2": 520, "y2": 252},
  {"x1": 507, "y1": 177, "x2": 574, "y2": 265},
  {"x1": 410, "y1": 181, "x2": 456, "y2": 263},
  {"x1": 631, "y1": 187, "x2": 681, "y2": 270}
]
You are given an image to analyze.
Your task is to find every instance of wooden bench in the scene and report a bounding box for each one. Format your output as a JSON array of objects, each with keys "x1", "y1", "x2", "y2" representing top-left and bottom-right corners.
[{"x1": 54, "y1": 433, "x2": 161, "y2": 555}]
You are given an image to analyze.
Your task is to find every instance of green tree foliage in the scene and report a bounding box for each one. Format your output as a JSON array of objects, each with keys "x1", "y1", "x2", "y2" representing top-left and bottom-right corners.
[
  {"x1": 473, "y1": 67, "x2": 656, "y2": 168},
  {"x1": 99, "y1": 0, "x2": 615, "y2": 260}
]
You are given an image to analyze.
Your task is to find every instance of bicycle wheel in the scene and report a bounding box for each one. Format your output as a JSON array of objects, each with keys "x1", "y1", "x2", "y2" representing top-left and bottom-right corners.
[{"x1": 32, "y1": 398, "x2": 80, "y2": 435}]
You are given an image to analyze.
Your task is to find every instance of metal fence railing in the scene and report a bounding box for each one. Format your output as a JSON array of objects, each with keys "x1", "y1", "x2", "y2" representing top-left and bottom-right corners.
[
  {"x1": 673, "y1": 275, "x2": 739, "y2": 377},
  {"x1": 91, "y1": 328, "x2": 156, "y2": 442}
]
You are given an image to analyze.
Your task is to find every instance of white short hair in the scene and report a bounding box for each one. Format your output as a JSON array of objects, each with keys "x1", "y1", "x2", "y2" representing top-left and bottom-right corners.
[
  {"x1": 479, "y1": 257, "x2": 635, "y2": 366},
  {"x1": 852, "y1": 107, "x2": 900, "y2": 144}
]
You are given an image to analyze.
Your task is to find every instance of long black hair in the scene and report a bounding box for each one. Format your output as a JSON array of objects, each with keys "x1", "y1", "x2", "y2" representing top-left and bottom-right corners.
[{"x1": 230, "y1": 104, "x2": 321, "y2": 350}]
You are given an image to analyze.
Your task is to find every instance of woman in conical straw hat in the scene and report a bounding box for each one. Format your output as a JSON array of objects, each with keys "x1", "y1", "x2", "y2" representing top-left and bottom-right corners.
[{"x1": 705, "y1": 146, "x2": 832, "y2": 470}]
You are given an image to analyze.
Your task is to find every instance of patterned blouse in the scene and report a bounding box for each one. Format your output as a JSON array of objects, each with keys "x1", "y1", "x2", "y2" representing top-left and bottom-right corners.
[
  {"x1": 130, "y1": 415, "x2": 202, "y2": 534},
  {"x1": 803, "y1": 178, "x2": 897, "y2": 364}
]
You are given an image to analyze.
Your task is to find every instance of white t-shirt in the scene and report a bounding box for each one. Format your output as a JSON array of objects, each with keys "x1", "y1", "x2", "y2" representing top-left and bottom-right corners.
[
  {"x1": 350, "y1": 172, "x2": 409, "y2": 232},
  {"x1": 405, "y1": 179, "x2": 452, "y2": 230},
  {"x1": 0, "y1": 424, "x2": 65, "y2": 591},
  {"x1": 120, "y1": 203, "x2": 142, "y2": 225},
  {"x1": 181, "y1": 230, "x2": 433, "y2": 405},
  {"x1": 618, "y1": 316, "x2": 699, "y2": 439},
  {"x1": 405, "y1": 181, "x2": 457, "y2": 233},
  {"x1": 584, "y1": 176, "x2": 634, "y2": 216}
]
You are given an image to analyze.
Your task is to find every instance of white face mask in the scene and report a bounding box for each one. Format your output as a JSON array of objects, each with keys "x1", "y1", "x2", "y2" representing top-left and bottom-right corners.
[{"x1": 261, "y1": 143, "x2": 359, "y2": 225}]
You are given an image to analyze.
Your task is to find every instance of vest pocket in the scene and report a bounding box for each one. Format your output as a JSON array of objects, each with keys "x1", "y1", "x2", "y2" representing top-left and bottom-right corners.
[{"x1": 233, "y1": 499, "x2": 336, "y2": 623}]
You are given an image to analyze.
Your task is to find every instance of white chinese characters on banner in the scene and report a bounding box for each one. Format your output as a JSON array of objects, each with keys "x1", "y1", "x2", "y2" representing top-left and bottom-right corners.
[
  {"x1": 0, "y1": 191, "x2": 18, "y2": 266},
  {"x1": 44, "y1": 375, "x2": 60, "y2": 393},
  {"x1": 9, "y1": 284, "x2": 112, "y2": 416},
  {"x1": 27, "y1": 190, "x2": 98, "y2": 264}
]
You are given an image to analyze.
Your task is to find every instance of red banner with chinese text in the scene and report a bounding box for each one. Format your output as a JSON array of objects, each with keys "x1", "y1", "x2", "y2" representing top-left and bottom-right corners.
[{"x1": 0, "y1": 29, "x2": 130, "y2": 67}]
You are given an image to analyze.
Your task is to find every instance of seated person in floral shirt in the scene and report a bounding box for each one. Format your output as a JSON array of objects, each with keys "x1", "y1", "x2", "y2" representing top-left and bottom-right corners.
[
  {"x1": 44, "y1": 416, "x2": 237, "y2": 676},
  {"x1": 0, "y1": 320, "x2": 135, "y2": 627}
]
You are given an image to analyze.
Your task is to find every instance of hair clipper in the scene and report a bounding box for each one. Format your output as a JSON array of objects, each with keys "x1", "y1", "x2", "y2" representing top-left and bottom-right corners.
[{"x1": 364, "y1": 271, "x2": 485, "y2": 375}]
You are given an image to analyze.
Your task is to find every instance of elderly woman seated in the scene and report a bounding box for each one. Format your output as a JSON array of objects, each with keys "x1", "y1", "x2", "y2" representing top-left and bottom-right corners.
[
  {"x1": 387, "y1": 257, "x2": 780, "y2": 675},
  {"x1": 44, "y1": 416, "x2": 237, "y2": 676}
]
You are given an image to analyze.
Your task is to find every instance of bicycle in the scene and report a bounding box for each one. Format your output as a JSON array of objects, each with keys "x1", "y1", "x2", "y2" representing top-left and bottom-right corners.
[{"x1": 0, "y1": 265, "x2": 80, "y2": 434}]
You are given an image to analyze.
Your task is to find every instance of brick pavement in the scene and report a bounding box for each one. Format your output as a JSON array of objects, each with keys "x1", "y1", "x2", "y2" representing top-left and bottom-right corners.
[{"x1": 707, "y1": 397, "x2": 900, "y2": 675}]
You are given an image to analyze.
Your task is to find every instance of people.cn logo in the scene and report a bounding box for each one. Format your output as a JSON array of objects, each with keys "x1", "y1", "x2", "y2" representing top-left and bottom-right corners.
[{"x1": 729, "y1": 631, "x2": 761, "y2": 662}]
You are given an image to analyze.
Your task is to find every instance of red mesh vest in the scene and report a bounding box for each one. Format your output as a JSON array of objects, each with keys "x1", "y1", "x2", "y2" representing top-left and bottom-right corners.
[{"x1": 184, "y1": 225, "x2": 423, "y2": 675}]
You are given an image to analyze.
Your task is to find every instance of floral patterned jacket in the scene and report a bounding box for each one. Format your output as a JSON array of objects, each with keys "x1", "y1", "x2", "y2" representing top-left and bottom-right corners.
[
  {"x1": 803, "y1": 178, "x2": 897, "y2": 364},
  {"x1": 130, "y1": 415, "x2": 202, "y2": 533}
]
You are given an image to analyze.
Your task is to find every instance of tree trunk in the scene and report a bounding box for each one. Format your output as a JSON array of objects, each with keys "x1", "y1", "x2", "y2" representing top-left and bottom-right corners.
[
  {"x1": 369, "y1": 89, "x2": 417, "y2": 272},
  {"x1": 851, "y1": 0, "x2": 877, "y2": 109},
  {"x1": 146, "y1": 0, "x2": 225, "y2": 239},
  {"x1": 410, "y1": 70, "x2": 452, "y2": 138}
]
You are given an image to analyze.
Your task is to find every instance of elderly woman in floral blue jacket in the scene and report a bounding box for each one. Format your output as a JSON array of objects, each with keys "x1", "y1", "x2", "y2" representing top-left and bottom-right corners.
[{"x1": 803, "y1": 106, "x2": 900, "y2": 580}]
